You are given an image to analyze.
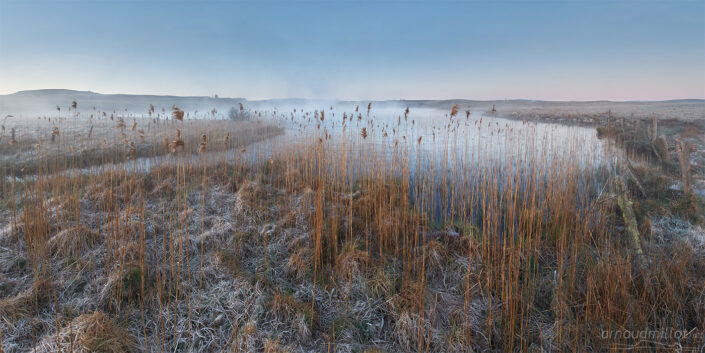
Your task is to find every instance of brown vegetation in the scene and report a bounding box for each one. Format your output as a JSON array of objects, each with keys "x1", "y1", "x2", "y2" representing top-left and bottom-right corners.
[{"x1": 0, "y1": 102, "x2": 703, "y2": 352}]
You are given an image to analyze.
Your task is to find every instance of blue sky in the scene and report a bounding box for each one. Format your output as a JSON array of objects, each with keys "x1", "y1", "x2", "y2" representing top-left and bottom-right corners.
[{"x1": 1, "y1": 0, "x2": 703, "y2": 100}]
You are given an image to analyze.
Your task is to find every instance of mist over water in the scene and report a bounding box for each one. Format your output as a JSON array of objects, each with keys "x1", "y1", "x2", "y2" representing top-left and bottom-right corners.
[
  {"x1": 7, "y1": 104, "x2": 619, "y2": 182},
  {"x1": 260, "y1": 105, "x2": 620, "y2": 219},
  {"x1": 4, "y1": 101, "x2": 621, "y2": 223}
]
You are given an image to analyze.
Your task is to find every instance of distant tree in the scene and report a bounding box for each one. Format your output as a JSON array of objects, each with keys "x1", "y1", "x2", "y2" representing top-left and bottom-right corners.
[{"x1": 228, "y1": 106, "x2": 250, "y2": 121}]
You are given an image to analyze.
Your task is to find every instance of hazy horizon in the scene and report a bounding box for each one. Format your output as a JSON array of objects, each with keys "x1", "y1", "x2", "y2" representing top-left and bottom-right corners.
[
  {"x1": 5, "y1": 87, "x2": 705, "y2": 103},
  {"x1": 1, "y1": 0, "x2": 704, "y2": 101},
  {"x1": 1, "y1": 2, "x2": 705, "y2": 351}
]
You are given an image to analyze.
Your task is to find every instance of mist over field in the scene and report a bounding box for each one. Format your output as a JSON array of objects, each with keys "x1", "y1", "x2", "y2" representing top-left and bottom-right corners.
[
  {"x1": 2, "y1": 89, "x2": 704, "y2": 120},
  {"x1": 1, "y1": 1, "x2": 704, "y2": 352}
]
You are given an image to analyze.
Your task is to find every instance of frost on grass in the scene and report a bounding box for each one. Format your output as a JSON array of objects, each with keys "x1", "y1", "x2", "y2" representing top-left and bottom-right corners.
[
  {"x1": 33, "y1": 311, "x2": 139, "y2": 353},
  {"x1": 2, "y1": 118, "x2": 703, "y2": 352},
  {"x1": 3, "y1": 170, "x2": 499, "y2": 352}
]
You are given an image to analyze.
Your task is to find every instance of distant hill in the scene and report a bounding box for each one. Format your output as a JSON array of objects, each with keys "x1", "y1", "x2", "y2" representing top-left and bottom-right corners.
[{"x1": 0, "y1": 89, "x2": 249, "y2": 117}]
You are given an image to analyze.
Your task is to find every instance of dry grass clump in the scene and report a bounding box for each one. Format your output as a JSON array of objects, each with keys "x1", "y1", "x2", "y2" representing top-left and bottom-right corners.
[
  {"x1": 419, "y1": 239, "x2": 446, "y2": 272},
  {"x1": 580, "y1": 242, "x2": 705, "y2": 350},
  {"x1": 99, "y1": 265, "x2": 146, "y2": 307},
  {"x1": 336, "y1": 242, "x2": 370, "y2": 282},
  {"x1": 47, "y1": 225, "x2": 101, "y2": 258},
  {"x1": 237, "y1": 180, "x2": 266, "y2": 207},
  {"x1": 206, "y1": 164, "x2": 239, "y2": 190},
  {"x1": 284, "y1": 166, "x2": 302, "y2": 191},
  {"x1": 654, "y1": 135, "x2": 669, "y2": 160},
  {"x1": 285, "y1": 246, "x2": 312, "y2": 280},
  {"x1": 0, "y1": 277, "x2": 52, "y2": 318},
  {"x1": 392, "y1": 310, "x2": 437, "y2": 352},
  {"x1": 368, "y1": 264, "x2": 397, "y2": 299},
  {"x1": 269, "y1": 292, "x2": 315, "y2": 342},
  {"x1": 214, "y1": 248, "x2": 239, "y2": 274},
  {"x1": 262, "y1": 338, "x2": 293, "y2": 353},
  {"x1": 387, "y1": 281, "x2": 434, "y2": 315},
  {"x1": 116, "y1": 241, "x2": 141, "y2": 265},
  {"x1": 149, "y1": 179, "x2": 176, "y2": 198},
  {"x1": 278, "y1": 209, "x2": 299, "y2": 229},
  {"x1": 0, "y1": 220, "x2": 25, "y2": 246},
  {"x1": 102, "y1": 217, "x2": 142, "y2": 242},
  {"x1": 33, "y1": 311, "x2": 139, "y2": 353},
  {"x1": 178, "y1": 207, "x2": 195, "y2": 225},
  {"x1": 235, "y1": 180, "x2": 271, "y2": 222},
  {"x1": 227, "y1": 319, "x2": 268, "y2": 352},
  {"x1": 680, "y1": 123, "x2": 703, "y2": 138},
  {"x1": 196, "y1": 218, "x2": 234, "y2": 246}
]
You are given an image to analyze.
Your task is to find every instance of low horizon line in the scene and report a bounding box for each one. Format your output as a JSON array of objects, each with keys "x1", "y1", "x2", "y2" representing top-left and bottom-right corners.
[{"x1": 3, "y1": 88, "x2": 704, "y2": 104}]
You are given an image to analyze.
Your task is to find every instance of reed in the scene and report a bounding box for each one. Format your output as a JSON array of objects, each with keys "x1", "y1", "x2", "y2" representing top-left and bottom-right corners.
[{"x1": 0, "y1": 102, "x2": 702, "y2": 353}]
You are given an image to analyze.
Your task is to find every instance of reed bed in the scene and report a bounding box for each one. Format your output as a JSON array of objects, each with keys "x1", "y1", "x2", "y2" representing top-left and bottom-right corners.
[{"x1": 0, "y1": 102, "x2": 702, "y2": 352}]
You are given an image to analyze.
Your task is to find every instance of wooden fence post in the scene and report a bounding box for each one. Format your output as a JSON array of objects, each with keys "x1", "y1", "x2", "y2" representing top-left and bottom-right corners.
[{"x1": 676, "y1": 137, "x2": 691, "y2": 194}]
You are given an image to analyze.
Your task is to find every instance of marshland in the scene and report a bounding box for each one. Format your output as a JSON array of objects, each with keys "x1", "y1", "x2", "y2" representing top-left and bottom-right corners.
[
  {"x1": 2, "y1": 1, "x2": 705, "y2": 352},
  {"x1": 0, "y1": 92, "x2": 703, "y2": 352}
]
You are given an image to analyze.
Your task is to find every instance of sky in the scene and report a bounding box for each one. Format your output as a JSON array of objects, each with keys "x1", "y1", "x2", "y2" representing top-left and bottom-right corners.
[{"x1": 0, "y1": 0, "x2": 703, "y2": 101}]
